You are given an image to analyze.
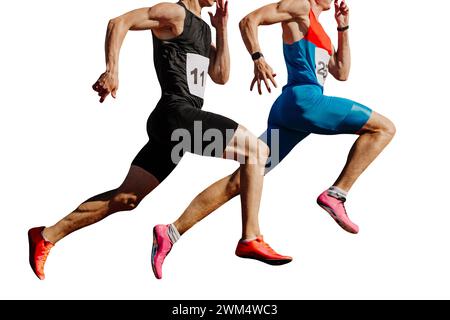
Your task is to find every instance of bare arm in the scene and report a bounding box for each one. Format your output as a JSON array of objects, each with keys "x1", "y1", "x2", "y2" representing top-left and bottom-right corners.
[
  {"x1": 93, "y1": 3, "x2": 184, "y2": 102},
  {"x1": 238, "y1": 0, "x2": 309, "y2": 94},
  {"x1": 208, "y1": 0, "x2": 230, "y2": 85},
  {"x1": 239, "y1": 0, "x2": 309, "y2": 56},
  {"x1": 328, "y1": 0, "x2": 351, "y2": 81}
]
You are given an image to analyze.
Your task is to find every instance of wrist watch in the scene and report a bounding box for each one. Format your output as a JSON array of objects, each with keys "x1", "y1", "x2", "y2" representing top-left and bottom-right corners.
[
  {"x1": 251, "y1": 52, "x2": 264, "y2": 61},
  {"x1": 337, "y1": 25, "x2": 349, "y2": 32}
]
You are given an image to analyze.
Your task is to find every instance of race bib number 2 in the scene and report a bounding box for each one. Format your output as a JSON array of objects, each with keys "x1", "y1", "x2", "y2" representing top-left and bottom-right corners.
[
  {"x1": 315, "y1": 47, "x2": 330, "y2": 86},
  {"x1": 186, "y1": 53, "x2": 209, "y2": 98}
]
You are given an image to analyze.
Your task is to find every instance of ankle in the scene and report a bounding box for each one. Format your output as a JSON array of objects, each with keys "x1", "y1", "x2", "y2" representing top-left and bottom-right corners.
[
  {"x1": 41, "y1": 227, "x2": 55, "y2": 244},
  {"x1": 241, "y1": 232, "x2": 261, "y2": 241},
  {"x1": 167, "y1": 224, "x2": 181, "y2": 244},
  {"x1": 328, "y1": 186, "x2": 348, "y2": 201}
]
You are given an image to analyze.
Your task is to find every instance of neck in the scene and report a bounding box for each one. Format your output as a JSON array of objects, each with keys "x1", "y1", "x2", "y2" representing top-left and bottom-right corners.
[
  {"x1": 310, "y1": 2, "x2": 324, "y2": 18},
  {"x1": 182, "y1": 0, "x2": 202, "y2": 16}
]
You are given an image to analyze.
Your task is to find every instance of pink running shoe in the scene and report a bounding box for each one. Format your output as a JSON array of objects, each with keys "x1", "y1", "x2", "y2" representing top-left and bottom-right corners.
[
  {"x1": 151, "y1": 224, "x2": 173, "y2": 279},
  {"x1": 317, "y1": 190, "x2": 359, "y2": 234}
]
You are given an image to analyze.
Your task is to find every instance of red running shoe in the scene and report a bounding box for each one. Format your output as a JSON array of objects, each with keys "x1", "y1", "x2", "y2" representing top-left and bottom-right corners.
[
  {"x1": 235, "y1": 236, "x2": 292, "y2": 265},
  {"x1": 28, "y1": 226, "x2": 54, "y2": 280}
]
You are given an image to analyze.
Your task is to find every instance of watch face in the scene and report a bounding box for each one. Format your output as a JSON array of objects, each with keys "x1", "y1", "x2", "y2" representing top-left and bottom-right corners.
[{"x1": 252, "y1": 52, "x2": 263, "y2": 60}]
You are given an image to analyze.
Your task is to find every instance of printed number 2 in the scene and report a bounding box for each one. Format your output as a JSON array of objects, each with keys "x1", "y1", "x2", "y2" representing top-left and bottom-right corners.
[
  {"x1": 190, "y1": 68, "x2": 205, "y2": 87},
  {"x1": 318, "y1": 61, "x2": 328, "y2": 79}
]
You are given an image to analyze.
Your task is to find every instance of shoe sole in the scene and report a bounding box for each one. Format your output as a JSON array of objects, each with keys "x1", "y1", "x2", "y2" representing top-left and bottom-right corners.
[
  {"x1": 27, "y1": 229, "x2": 45, "y2": 280},
  {"x1": 27, "y1": 231, "x2": 35, "y2": 271},
  {"x1": 151, "y1": 228, "x2": 159, "y2": 278},
  {"x1": 236, "y1": 254, "x2": 292, "y2": 266},
  {"x1": 317, "y1": 200, "x2": 358, "y2": 234}
]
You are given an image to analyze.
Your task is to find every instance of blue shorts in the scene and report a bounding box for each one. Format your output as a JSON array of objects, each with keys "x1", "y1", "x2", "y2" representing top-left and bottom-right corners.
[{"x1": 260, "y1": 84, "x2": 372, "y2": 171}]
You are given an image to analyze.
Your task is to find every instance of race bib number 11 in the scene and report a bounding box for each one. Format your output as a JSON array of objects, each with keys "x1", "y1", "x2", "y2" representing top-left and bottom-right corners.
[{"x1": 186, "y1": 53, "x2": 209, "y2": 99}]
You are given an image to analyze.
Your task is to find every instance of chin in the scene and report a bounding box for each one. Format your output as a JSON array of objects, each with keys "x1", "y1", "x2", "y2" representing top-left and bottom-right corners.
[
  {"x1": 321, "y1": 0, "x2": 332, "y2": 11},
  {"x1": 200, "y1": 0, "x2": 215, "y2": 7}
]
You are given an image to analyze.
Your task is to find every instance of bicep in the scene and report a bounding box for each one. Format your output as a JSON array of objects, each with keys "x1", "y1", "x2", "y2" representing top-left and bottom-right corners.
[
  {"x1": 249, "y1": 0, "x2": 309, "y2": 25},
  {"x1": 116, "y1": 3, "x2": 182, "y2": 31},
  {"x1": 113, "y1": 8, "x2": 159, "y2": 31},
  {"x1": 249, "y1": 4, "x2": 293, "y2": 26}
]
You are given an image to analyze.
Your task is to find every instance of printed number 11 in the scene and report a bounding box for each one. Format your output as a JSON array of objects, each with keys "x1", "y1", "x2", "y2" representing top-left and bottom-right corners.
[{"x1": 191, "y1": 68, "x2": 205, "y2": 86}]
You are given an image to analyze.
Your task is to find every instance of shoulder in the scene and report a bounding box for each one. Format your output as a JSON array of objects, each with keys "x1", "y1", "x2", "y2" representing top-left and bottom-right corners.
[
  {"x1": 150, "y1": 2, "x2": 185, "y2": 21},
  {"x1": 278, "y1": 0, "x2": 310, "y2": 17}
]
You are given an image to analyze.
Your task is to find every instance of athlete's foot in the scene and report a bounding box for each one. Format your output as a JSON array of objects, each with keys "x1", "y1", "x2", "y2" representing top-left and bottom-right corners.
[
  {"x1": 28, "y1": 226, "x2": 54, "y2": 280},
  {"x1": 235, "y1": 236, "x2": 292, "y2": 265},
  {"x1": 151, "y1": 224, "x2": 173, "y2": 279},
  {"x1": 317, "y1": 190, "x2": 359, "y2": 234}
]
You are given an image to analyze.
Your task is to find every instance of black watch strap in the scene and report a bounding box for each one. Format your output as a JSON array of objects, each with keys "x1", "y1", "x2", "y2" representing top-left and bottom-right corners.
[
  {"x1": 337, "y1": 25, "x2": 349, "y2": 32},
  {"x1": 251, "y1": 52, "x2": 264, "y2": 61}
]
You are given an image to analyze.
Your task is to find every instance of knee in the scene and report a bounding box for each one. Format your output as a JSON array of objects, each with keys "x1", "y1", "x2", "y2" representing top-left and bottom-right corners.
[
  {"x1": 380, "y1": 118, "x2": 396, "y2": 141},
  {"x1": 248, "y1": 139, "x2": 269, "y2": 166},
  {"x1": 110, "y1": 192, "x2": 141, "y2": 212},
  {"x1": 258, "y1": 140, "x2": 270, "y2": 162}
]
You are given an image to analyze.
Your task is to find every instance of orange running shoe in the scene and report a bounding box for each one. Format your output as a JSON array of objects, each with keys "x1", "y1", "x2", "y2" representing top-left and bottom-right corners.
[
  {"x1": 28, "y1": 226, "x2": 54, "y2": 280},
  {"x1": 235, "y1": 236, "x2": 292, "y2": 265}
]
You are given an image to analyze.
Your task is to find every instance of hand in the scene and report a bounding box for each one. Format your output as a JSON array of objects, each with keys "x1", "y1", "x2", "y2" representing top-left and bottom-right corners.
[
  {"x1": 208, "y1": 0, "x2": 228, "y2": 30},
  {"x1": 334, "y1": 0, "x2": 350, "y2": 28},
  {"x1": 92, "y1": 71, "x2": 118, "y2": 103},
  {"x1": 250, "y1": 58, "x2": 277, "y2": 95}
]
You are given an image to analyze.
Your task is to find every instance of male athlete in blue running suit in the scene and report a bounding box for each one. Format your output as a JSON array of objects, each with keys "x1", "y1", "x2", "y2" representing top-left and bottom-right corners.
[
  {"x1": 263, "y1": 3, "x2": 372, "y2": 168},
  {"x1": 153, "y1": 0, "x2": 396, "y2": 274}
]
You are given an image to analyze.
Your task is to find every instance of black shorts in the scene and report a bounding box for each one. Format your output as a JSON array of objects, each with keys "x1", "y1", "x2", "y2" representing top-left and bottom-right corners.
[{"x1": 132, "y1": 96, "x2": 239, "y2": 182}]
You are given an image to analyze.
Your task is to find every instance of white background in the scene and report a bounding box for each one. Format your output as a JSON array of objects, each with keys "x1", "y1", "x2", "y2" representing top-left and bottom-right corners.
[{"x1": 1, "y1": 0, "x2": 449, "y2": 299}]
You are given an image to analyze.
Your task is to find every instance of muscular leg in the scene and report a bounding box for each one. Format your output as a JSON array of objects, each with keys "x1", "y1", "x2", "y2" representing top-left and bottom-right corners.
[
  {"x1": 174, "y1": 125, "x2": 308, "y2": 236},
  {"x1": 43, "y1": 165, "x2": 160, "y2": 244},
  {"x1": 333, "y1": 111, "x2": 396, "y2": 192},
  {"x1": 174, "y1": 169, "x2": 241, "y2": 235},
  {"x1": 166, "y1": 125, "x2": 270, "y2": 240},
  {"x1": 222, "y1": 125, "x2": 269, "y2": 239},
  {"x1": 151, "y1": 124, "x2": 291, "y2": 278},
  {"x1": 151, "y1": 124, "x2": 304, "y2": 277}
]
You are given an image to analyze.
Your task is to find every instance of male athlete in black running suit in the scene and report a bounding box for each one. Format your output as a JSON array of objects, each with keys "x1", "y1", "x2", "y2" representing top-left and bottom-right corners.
[{"x1": 28, "y1": 0, "x2": 291, "y2": 280}]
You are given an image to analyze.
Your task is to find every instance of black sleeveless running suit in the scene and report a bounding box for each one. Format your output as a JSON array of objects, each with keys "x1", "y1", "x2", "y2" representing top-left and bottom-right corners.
[{"x1": 132, "y1": 2, "x2": 238, "y2": 182}]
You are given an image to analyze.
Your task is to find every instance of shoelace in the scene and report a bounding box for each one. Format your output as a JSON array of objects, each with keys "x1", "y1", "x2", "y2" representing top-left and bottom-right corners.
[
  {"x1": 259, "y1": 239, "x2": 277, "y2": 255},
  {"x1": 341, "y1": 202, "x2": 349, "y2": 217},
  {"x1": 334, "y1": 197, "x2": 350, "y2": 218},
  {"x1": 37, "y1": 244, "x2": 52, "y2": 262}
]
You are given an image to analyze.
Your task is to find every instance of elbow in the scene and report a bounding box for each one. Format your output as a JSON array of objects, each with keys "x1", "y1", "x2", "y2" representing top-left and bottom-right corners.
[
  {"x1": 336, "y1": 74, "x2": 349, "y2": 81},
  {"x1": 219, "y1": 72, "x2": 230, "y2": 84},
  {"x1": 220, "y1": 77, "x2": 229, "y2": 85},
  {"x1": 335, "y1": 68, "x2": 350, "y2": 81},
  {"x1": 214, "y1": 75, "x2": 229, "y2": 85},
  {"x1": 108, "y1": 18, "x2": 117, "y2": 30},
  {"x1": 238, "y1": 17, "x2": 247, "y2": 32},
  {"x1": 108, "y1": 17, "x2": 124, "y2": 31},
  {"x1": 239, "y1": 15, "x2": 254, "y2": 34},
  {"x1": 210, "y1": 68, "x2": 229, "y2": 85}
]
